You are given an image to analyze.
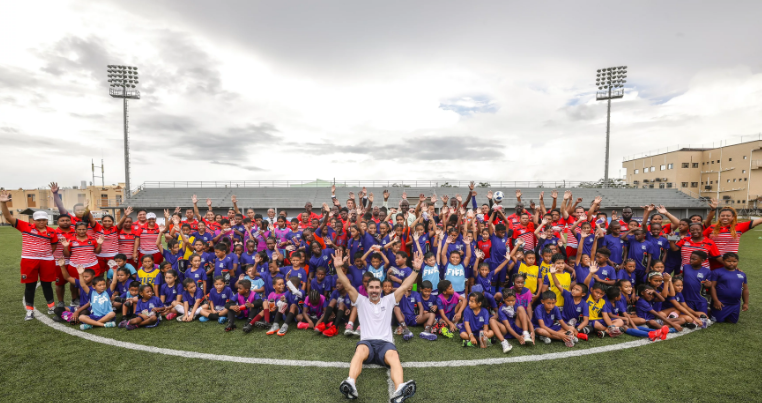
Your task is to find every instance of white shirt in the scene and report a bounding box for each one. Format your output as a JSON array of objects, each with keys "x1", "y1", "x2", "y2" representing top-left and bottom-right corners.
[{"x1": 356, "y1": 293, "x2": 396, "y2": 344}]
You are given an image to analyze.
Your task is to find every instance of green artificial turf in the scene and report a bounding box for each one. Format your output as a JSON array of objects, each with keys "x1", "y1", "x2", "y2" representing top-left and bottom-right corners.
[{"x1": 1, "y1": 226, "x2": 761, "y2": 402}]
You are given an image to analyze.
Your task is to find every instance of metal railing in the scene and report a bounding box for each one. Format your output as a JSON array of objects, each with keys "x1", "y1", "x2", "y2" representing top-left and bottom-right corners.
[
  {"x1": 623, "y1": 133, "x2": 762, "y2": 161},
  {"x1": 138, "y1": 180, "x2": 618, "y2": 189}
]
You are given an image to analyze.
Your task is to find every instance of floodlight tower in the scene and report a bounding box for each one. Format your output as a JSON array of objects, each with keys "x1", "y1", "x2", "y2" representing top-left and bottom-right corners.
[
  {"x1": 107, "y1": 65, "x2": 140, "y2": 199},
  {"x1": 596, "y1": 66, "x2": 627, "y2": 188}
]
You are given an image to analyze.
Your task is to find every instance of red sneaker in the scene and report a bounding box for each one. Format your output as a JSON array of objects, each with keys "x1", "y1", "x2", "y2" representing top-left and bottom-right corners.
[
  {"x1": 323, "y1": 325, "x2": 338, "y2": 337},
  {"x1": 165, "y1": 312, "x2": 177, "y2": 321},
  {"x1": 660, "y1": 325, "x2": 669, "y2": 340},
  {"x1": 576, "y1": 333, "x2": 588, "y2": 341},
  {"x1": 315, "y1": 322, "x2": 327, "y2": 333},
  {"x1": 297, "y1": 322, "x2": 309, "y2": 330},
  {"x1": 648, "y1": 331, "x2": 658, "y2": 341}
]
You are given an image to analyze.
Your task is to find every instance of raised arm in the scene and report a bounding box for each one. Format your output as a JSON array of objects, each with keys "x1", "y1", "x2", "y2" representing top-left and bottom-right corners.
[
  {"x1": 116, "y1": 206, "x2": 133, "y2": 230},
  {"x1": 191, "y1": 195, "x2": 203, "y2": 223},
  {"x1": 231, "y1": 195, "x2": 240, "y2": 215},
  {"x1": 49, "y1": 182, "x2": 69, "y2": 216},
  {"x1": 0, "y1": 191, "x2": 16, "y2": 226},
  {"x1": 703, "y1": 198, "x2": 717, "y2": 228},
  {"x1": 333, "y1": 249, "x2": 358, "y2": 303},
  {"x1": 655, "y1": 205, "x2": 679, "y2": 228},
  {"x1": 394, "y1": 251, "x2": 422, "y2": 302}
]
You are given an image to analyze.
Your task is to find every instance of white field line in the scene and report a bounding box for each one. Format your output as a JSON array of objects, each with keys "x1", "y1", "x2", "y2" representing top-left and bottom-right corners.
[{"x1": 32, "y1": 306, "x2": 699, "y2": 368}]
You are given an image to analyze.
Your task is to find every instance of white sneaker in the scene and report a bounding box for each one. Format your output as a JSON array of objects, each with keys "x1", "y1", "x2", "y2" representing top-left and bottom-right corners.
[
  {"x1": 539, "y1": 335, "x2": 551, "y2": 344},
  {"x1": 390, "y1": 380, "x2": 416, "y2": 403},
  {"x1": 501, "y1": 339, "x2": 512, "y2": 353},
  {"x1": 25, "y1": 310, "x2": 34, "y2": 321},
  {"x1": 339, "y1": 378, "x2": 358, "y2": 400}
]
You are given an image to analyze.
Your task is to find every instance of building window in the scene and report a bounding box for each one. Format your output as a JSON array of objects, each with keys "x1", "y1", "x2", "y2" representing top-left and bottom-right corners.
[
  {"x1": 633, "y1": 181, "x2": 639, "y2": 185},
  {"x1": 116, "y1": 195, "x2": 122, "y2": 205},
  {"x1": 666, "y1": 183, "x2": 673, "y2": 188},
  {"x1": 743, "y1": 170, "x2": 746, "y2": 174},
  {"x1": 738, "y1": 200, "x2": 742, "y2": 204},
  {"x1": 668, "y1": 163, "x2": 673, "y2": 169},
  {"x1": 660, "y1": 165, "x2": 666, "y2": 171},
  {"x1": 681, "y1": 182, "x2": 688, "y2": 188},
  {"x1": 682, "y1": 163, "x2": 689, "y2": 168},
  {"x1": 744, "y1": 156, "x2": 747, "y2": 159},
  {"x1": 727, "y1": 179, "x2": 731, "y2": 183},
  {"x1": 691, "y1": 182, "x2": 698, "y2": 188},
  {"x1": 659, "y1": 183, "x2": 665, "y2": 189},
  {"x1": 692, "y1": 163, "x2": 698, "y2": 168},
  {"x1": 745, "y1": 178, "x2": 748, "y2": 181},
  {"x1": 729, "y1": 158, "x2": 732, "y2": 161},
  {"x1": 649, "y1": 184, "x2": 654, "y2": 189},
  {"x1": 27, "y1": 194, "x2": 36, "y2": 208},
  {"x1": 712, "y1": 161, "x2": 715, "y2": 164},
  {"x1": 717, "y1": 160, "x2": 720, "y2": 163},
  {"x1": 634, "y1": 169, "x2": 639, "y2": 174},
  {"x1": 651, "y1": 166, "x2": 655, "y2": 172}
]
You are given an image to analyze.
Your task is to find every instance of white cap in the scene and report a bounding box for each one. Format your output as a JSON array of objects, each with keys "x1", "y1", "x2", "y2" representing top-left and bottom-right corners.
[
  {"x1": 32, "y1": 211, "x2": 49, "y2": 221},
  {"x1": 146, "y1": 212, "x2": 157, "y2": 219}
]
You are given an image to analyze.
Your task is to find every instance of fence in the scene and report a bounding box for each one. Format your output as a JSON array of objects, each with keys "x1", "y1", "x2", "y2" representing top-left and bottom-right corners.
[{"x1": 138, "y1": 180, "x2": 610, "y2": 189}]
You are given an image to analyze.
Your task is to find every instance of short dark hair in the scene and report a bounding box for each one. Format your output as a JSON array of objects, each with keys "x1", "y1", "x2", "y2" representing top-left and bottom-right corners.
[
  {"x1": 541, "y1": 291, "x2": 556, "y2": 301},
  {"x1": 596, "y1": 247, "x2": 611, "y2": 257},
  {"x1": 421, "y1": 280, "x2": 433, "y2": 290},
  {"x1": 367, "y1": 278, "x2": 382, "y2": 288},
  {"x1": 723, "y1": 252, "x2": 739, "y2": 261},
  {"x1": 114, "y1": 253, "x2": 127, "y2": 261},
  {"x1": 437, "y1": 280, "x2": 452, "y2": 294}
]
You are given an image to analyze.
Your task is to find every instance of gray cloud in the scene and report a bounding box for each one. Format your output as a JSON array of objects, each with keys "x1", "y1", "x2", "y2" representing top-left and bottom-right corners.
[
  {"x1": 210, "y1": 160, "x2": 265, "y2": 171},
  {"x1": 308, "y1": 136, "x2": 504, "y2": 161}
]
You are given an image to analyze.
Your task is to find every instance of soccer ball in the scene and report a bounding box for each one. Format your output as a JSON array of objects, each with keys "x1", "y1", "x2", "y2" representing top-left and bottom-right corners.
[{"x1": 493, "y1": 191, "x2": 504, "y2": 202}]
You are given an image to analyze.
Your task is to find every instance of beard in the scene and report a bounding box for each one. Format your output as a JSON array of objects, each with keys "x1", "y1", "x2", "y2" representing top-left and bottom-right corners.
[{"x1": 369, "y1": 292, "x2": 381, "y2": 302}]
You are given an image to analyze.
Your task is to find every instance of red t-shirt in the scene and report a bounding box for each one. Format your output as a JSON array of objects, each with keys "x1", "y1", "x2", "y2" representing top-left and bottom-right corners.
[
  {"x1": 703, "y1": 221, "x2": 752, "y2": 268},
  {"x1": 15, "y1": 220, "x2": 58, "y2": 260},
  {"x1": 675, "y1": 237, "x2": 721, "y2": 269}
]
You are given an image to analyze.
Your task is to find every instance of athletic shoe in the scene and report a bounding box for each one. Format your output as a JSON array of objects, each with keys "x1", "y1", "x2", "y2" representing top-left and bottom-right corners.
[
  {"x1": 118, "y1": 320, "x2": 129, "y2": 328},
  {"x1": 218, "y1": 317, "x2": 228, "y2": 324},
  {"x1": 522, "y1": 331, "x2": 533, "y2": 345},
  {"x1": 500, "y1": 339, "x2": 512, "y2": 353},
  {"x1": 297, "y1": 322, "x2": 309, "y2": 330},
  {"x1": 648, "y1": 330, "x2": 659, "y2": 341},
  {"x1": 394, "y1": 325, "x2": 405, "y2": 335},
  {"x1": 580, "y1": 326, "x2": 592, "y2": 335},
  {"x1": 104, "y1": 321, "x2": 116, "y2": 328},
  {"x1": 277, "y1": 323, "x2": 289, "y2": 336},
  {"x1": 323, "y1": 324, "x2": 338, "y2": 337},
  {"x1": 700, "y1": 318, "x2": 709, "y2": 329},
  {"x1": 254, "y1": 321, "x2": 270, "y2": 329},
  {"x1": 56, "y1": 301, "x2": 65, "y2": 308},
  {"x1": 176, "y1": 316, "x2": 184, "y2": 322},
  {"x1": 25, "y1": 310, "x2": 34, "y2": 321},
  {"x1": 70, "y1": 300, "x2": 78, "y2": 308},
  {"x1": 461, "y1": 340, "x2": 477, "y2": 348},
  {"x1": 419, "y1": 332, "x2": 437, "y2": 341},
  {"x1": 431, "y1": 322, "x2": 442, "y2": 335},
  {"x1": 576, "y1": 333, "x2": 588, "y2": 341},
  {"x1": 80, "y1": 324, "x2": 93, "y2": 330},
  {"x1": 126, "y1": 324, "x2": 138, "y2": 330},
  {"x1": 596, "y1": 330, "x2": 606, "y2": 339},
  {"x1": 339, "y1": 378, "x2": 358, "y2": 400},
  {"x1": 390, "y1": 380, "x2": 416, "y2": 403},
  {"x1": 684, "y1": 322, "x2": 697, "y2": 330},
  {"x1": 266, "y1": 323, "x2": 280, "y2": 335},
  {"x1": 47, "y1": 307, "x2": 55, "y2": 315},
  {"x1": 403, "y1": 328, "x2": 414, "y2": 341},
  {"x1": 199, "y1": 316, "x2": 209, "y2": 322},
  {"x1": 165, "y1": 312, "x2": 177, "y2": 321},
  {"x1": 660, "y1": 325, "x2": 669, "y2": 340},
  {"x1": 478, "y1": 331, "x2": 488, "y2": 348},
  {"x1": 608, "y1": 326, "x2": 623, "y2": 337},
  {"x1": 315, "y1": 322, "x2": 327, "y2": 333},
  {"x1": 242, "y1": 323, "x2": 253, "y2": 333},
  {"x1": 539, "y1": 336, "x2": 551, "y2": 344},
  {"x1": 355, "y1": 325, "x2": 361, "y2": 336},
  {"x1": 225, "y1": 324, "x2": 237, "y2": 332},
  {"x1": 344, "y1": 323, "x2": 356, "y2": 336},
  {"x1": 667, "y1": 311, "x2": 679, "y2": 319},
  {"x1": 564, "y1": 331, "x2": 575, "y2": 348},
  {"x1": 440, "y1": 326, "x2": 453, "y2": 339}
]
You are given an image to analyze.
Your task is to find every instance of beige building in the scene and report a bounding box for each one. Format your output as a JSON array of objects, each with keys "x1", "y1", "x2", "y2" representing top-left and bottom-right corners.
[
  {"x1": 0, "y1": 183, "x2": 125, "y2": 225},
  {"x1": 622, "y1": 139, "x2": 762, "y2": 208}
]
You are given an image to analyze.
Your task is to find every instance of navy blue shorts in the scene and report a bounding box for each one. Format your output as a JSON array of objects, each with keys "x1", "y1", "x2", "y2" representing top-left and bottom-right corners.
[
  {"x1": 357, "y1": 340, "x2": 397, "y2": 368},
  {"x1": 89, "y1": 314, "x2": 105, "y2": 321},
  {"x1": 712, "y1": 304, "x2": 740, "y2": 324},
  {"x1": 687, "y1": 299, "x2": 708, "y2": 314},
  {"x1": 404, "y1": 314, "x2": 418, "y2": 327}
]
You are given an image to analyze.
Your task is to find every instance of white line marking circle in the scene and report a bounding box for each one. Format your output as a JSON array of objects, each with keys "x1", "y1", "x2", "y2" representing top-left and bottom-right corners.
[{"x1": 33, "y1": 307, "x2": 701, "y2": 368}]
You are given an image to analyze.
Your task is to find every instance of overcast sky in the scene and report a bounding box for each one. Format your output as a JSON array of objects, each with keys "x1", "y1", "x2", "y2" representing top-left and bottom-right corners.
[{"x1": 2, "y1": 1, "x2": 762, "y2": 190}]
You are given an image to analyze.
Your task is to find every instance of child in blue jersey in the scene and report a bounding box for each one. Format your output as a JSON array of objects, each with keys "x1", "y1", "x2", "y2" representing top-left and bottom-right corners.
[
  {"x1": 420, "y1": 252, "x2": 440, "y2": 295},
  {"x1": 475, "y1": 251, "x2": 509, "y2": 302},
  {"x1": 663, "y1": 277, "x2": 705, "y2": 328},
  {"x1": 184, "y1": 254, "x2": 208, "y2": 295},
  {"x1": 459, "y1": 292, "x2": 493, "y2": 348},
  {"x1": 625, "y1": 229, "x2": 651, "y2": 280},
  {"x1": 310, "y1": 267, "x2": 333, "y2": 298},
  {"x1": 646, "y1": 223, "x2": 669, "y2": 265},
  {"x1": 76, "y1": 276, "x2": 116, "y2": 330},
  {"x1": 263, "y1": 277, "x2": 290, "y2": 335},
  {"x1": 617, "y1": 279, "x2": 637, "y2": 309},
  {"x1": 709, "y1": 253, "x2": 749, "y2": 324},
  {"x1": 388, "y1": 251, "x2": 413, "y2": 290},
  {"x1": 574, "y1": 252, "x2": 592, "y2": 290},
  {"x1": 315, "y1": 280, "x2": 352, "y2": 337},
  {"x1": 617, "y1": 259, "x2": 638, "y2": 287},
  {"x1": 489, "y1": 289, "x2": 535, "y2": 352},
  {"x1": 549, "y1": 268, "x2": 589, "y2": 336},
  {"x1": 681, "y1": 251, "x2": 711, "y2": 314},
  {"x1": 574, "y1": 221, "x2": 596, "y2": 259},
  {"x1": 345, "y1": 252, "x2": 367, "y2": 290},
  {"x1": 419, "y1": 281, "x2": 438, "y2": 319},
  {"x1": 272, "y1": 277, "x2": 305, "y2": 336},
  {"x1": 362, "y1": 247, "x2": 388, "y2": 282},
  {"x1": 261, "y1": 260, "x2": 285, "y2": 297},
  {"x1": 120, "y1": 282, "x2": 140, "y2": 318},
  {"x1": 282, "y1": 251, "x2": 308, "y2": 290},
  {"x1": 107, "y1": 254, "x2": 137, "y2": 284},
  {"x1": 151, "y1": 261, "x2": 173, "y2": 297},
  {"x1": 157, "y1": 233, "x2": 184, "y2": 274},
  {"x1": 159, "y1": 270, "x2": 183, "y2": 321},
  {"x1": 395, "y1": 288, "x2": 437, "y2": 341},
  {"x1": 434, "y1": 280, "x2": 466, "y2": 338},
  {"x1": 534, "y1": 291, "x2": 577, "y2": 347},
  {"x1": 199, "y1": 276, "x2": 233, "y2": 324},
  {"x1": 57, "y1": 261, "x2": 95, "y2": 316},
  {"x1": 634, "y1": 284, "x2": 683, "y2": 340},
  {"x1": 121, "y1": 284, "x2": 163, "y2": 330},
  {"x1": 232, "y1": 280, "x2": 264, "y2": 333},
  {"x1": 591, "y1": 247, "x2": 617, "y2": 288},
  {"x1": 109, "y1": 267, "x2": 133, "y2": 313},
  {"x1": 213, "y1": 243, "x2": 238, "y2": 289},
  {"x1": 440, "y1": 246, "x2": 471, "y2": 295},
  {"x1": 239, "y1": 265, "x2": 266, "y2": 297},
  {"x1": 602, "y1": 222, "x2": 625, "y2": 267},
  {"x1": 178, "y1": 278, "x2": 205, "y2": 322}
]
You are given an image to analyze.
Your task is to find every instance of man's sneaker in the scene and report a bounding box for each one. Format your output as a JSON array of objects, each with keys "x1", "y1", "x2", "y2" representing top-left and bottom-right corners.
[
  {"x1": 254, "y1": 321, "x2": 270, "y2": 329},
  {"x1": 684, "y1": 322, "x2": 697, "y2": 330},
  {"x1": 25, "y1": 310, "x2": 34, "y2": 321},
  {"x1": 478, "y1": 331, "x2": 488, "y2": 348},
  {"x1": 56, "y1": 301, "x2": 65, "y2": 308},
  {"x1": 339, "y1": 378, "x2": 358, "y2": 400},
  {"x1": 402, "y1": 328, "x2": 414, "y2": 341},
  {"x1": 297, "y1": 322, "x2": 309, "y2": 330},
  {"x1": 80, "y1": 324, "x2": 93, "y2": 330},
  {"x1": 394, "y1": 325, "x2": 405, "y2": 335},
  {"x1": 564, "y1": 331, "x2": 576, "y2": 348},
  {"x1": 660, "y1": 325, "x2": 669, "y2": 340},
  {"x1": 218, "y1": 317, "x2": 228, "y2": 324},
  {"x1": 199, "y1": 316, "x2": 210, "y2": 323},
  {"x1": 104, "y1": 321, "x2": 116, "y2": 328},
  {"x1": 440, "y1": 326, "x2": 453, "y2": 339},
  {"x1": 315, "y1": 322, "x2": 327, "y2": 333},
  {"x1": 419, "y1": 331, "x2": 437, "y2": 341},
  {"x1": 539, "y1": 335, "x2": 551, "y2": 344},
  {"x1": 225, "y1": 324, "x2": 237, "y2": 332},
  {"x1": 596, "y1": 330, "x2": 606, "y2": 339},
  {"x1": 266, "y1": 323, "x2": 280, "y2": 335},
  {"x1": 576, "y1": 333, "x2": 588, "y2": 341},
  {"x1": 126, "y1": 324, "x2": 138, "y2": 330},
  {"x1": 501, "y1": 339, "x2": 512, "y2": 353},
  {"x1": 277, "y1": 323, "x2": 289, "y2": 336},
  {"x1": 355, "y1": 325, "x2": 361, "y2": 336},
  {"x1": 344, "y1": 324, "x2": 356, "y2": 336},
  {"x1": 242, "y1": 323, "x2": 254, "y2": 333},
  {"x1": 323, "y1": 324, "x2": 338, "y2": 337},
  {"x1": 648, "y1": 330, "x2": 659, "y2": 341},
  {"x1": 165, "y1": 312, "x2": 177, "y2": 321},
  {"x1": 390, "y1": 380, "x2": 416, "y2": 403},
  {"x1": 118, "y1": 320, "x2": 129, "y2": 328}
]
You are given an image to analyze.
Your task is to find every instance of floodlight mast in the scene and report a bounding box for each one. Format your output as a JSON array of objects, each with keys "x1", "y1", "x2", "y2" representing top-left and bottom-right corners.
[
  {"x1": 595, "y1": 66, "x2": 627, "y2": 188},
  {"x1": 107, "y1": 65, "x2": 140, "y2": 199}
]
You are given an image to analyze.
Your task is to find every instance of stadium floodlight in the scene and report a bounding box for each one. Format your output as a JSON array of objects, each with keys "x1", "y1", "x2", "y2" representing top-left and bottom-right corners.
[
  {"x1": 595, "y1": 65, "x2": 628, "y2": 188},
  {"x1": 107, "y1": 64, "x2": 141, "y2": 199}
]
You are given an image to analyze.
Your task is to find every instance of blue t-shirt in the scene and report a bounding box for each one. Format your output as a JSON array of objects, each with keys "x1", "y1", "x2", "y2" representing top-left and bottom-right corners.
[
  {"x1": 560, "y1": 289, "x2": 589, "y2": 322},
  {"x1": 488, "y1": 234, "x2": 510, "y2": 266},
  {"x1": 647, "y1": 236, "x2": 669, "y2": 262},
  {"x1": 389, "y1": 266, "x2": 413, "y2": 288},
  {"x1": 330, "y1": 289, "x2": 351, "y2": 307},
  {"x1": 474, "y1": 272, "x2": 493, "y2": 292},
  {"x1": 239, "y1": 252, "x2": 257, "y2": 268},
  {"x1": 184, "y1": 268, "x2": 208, "y2": 289},
  {"x1": 135, "y1": 296, "x2": 163, "y2": 316},
  {"x1": 311, "y1": 277, "x2": 334, "y2": 297},
  {"x1": 106, "y1": 263, "x2": 137, "y2": 280},
  {"x1": 347, "y1": 265, "x2": 367, "y2": 289},
  {"x1": 596, "y1": 265, "x2": 617, "y2": 284},
  {"x1": 444, "y1": 263, "x2": 466, "y2": 293},
  {"x1": 497, "y1": 304, "x2": 517, "y2": 325},
  {"x1": 308, "y1": 248, "x2": 334, "y2": 270},
  {"x1": 88, "y1": 289, "x2": 113, "y2": 317},
  {"x1": 199, "y1": 252, "x2": 216, "y2": 270},
  {"x1": 681, "y1": 264, "x2": 711, "y2": 304},
  {"x1": 635, "y1": 298, "x2": 656, "y2": 320},
  {"x1": 113, "y1": 279, "x2": 131, "y2": 297},
  {"x1": 463, "y1": 306, "x2": 489, "y2": 332},
  {"x1": 576, "y1": 233, "x2": 596, "y2": 258},
  {"x1": 617, "y1": 269, "x2": 637, "y2": 285},
  {"x1": 162, "y1": 249, "x2": 185, "y2": 272},
  {"x1": 399, "y1": 291, "x2": 422, "y2": 317},
  {"x1": 242, "y1": 275, "x2": 265, "y2": 293},
  {"x1": 421, "y1": 264, "x2": 440, "y2": 294},
  {"x1": 420, "y1": 294, "x2": 437, "y2": 312},
  {"x1": 284, "y1": 266, "x2": 308, "y2": 286},
  {"x1": 709, "y1": 269, "x2": 747, "y2": 306},
  {"x1": 533, "y1": 305, "x2": 562, "y2": 327},
  {"x1": 575, "y1": 264, "x2": 591, "y2": 287},
  {"x1": 666, "y1": 291, "x2": 685, "y2": 307},
  {"x1": 208, "y1": 286, "x2": 234, "y2": 309},
  {"x1": 602, "y1": 234, "x2": 625, "y2": 265},
  {"x1": 182, "y1": 287, "x2": 204, "y2": 306},
  {"x1": 213, "y1": 255, "x2": 237, "y2": 285},
  {"x1": 367, "y1": 265, "x2": 386, "y2": 282},
  {"x1": 74, "y1": 279, "x2": 90, "y2": 307},
  {"x1": 626, "y1": 235, "x2": 651, "y2": 273},
  {"x1": 159, "y1": 283, "x2": 183, "y2": 306},
  {"x1": 191, "y1": 231, "x2": 214, "y2": 246}
]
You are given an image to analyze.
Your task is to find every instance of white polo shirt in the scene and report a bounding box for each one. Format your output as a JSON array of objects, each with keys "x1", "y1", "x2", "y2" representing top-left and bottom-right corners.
[{"x1": 356, "y1": 293, "x2": 396, "y2": 344}]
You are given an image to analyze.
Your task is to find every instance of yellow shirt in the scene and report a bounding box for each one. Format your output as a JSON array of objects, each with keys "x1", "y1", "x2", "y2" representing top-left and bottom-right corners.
[
  {"x1": 138, "y1": 267, "x2": 161, "y2": 286},
  {"x1": 177, "y1": 235, "x2": 196, "y2": 260},
  {"x1": 539, "y1": 261, "x2": 553, "y2": 279},
  {"x1": 517, "y1": 263, "x2": 540, "y2": 293},
  {"x1": 587, "y1": 295, "x2": 606, "y2": 321},
  {"x1": 544, "y1": 272, "x2": 571, "y2": 308}
]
